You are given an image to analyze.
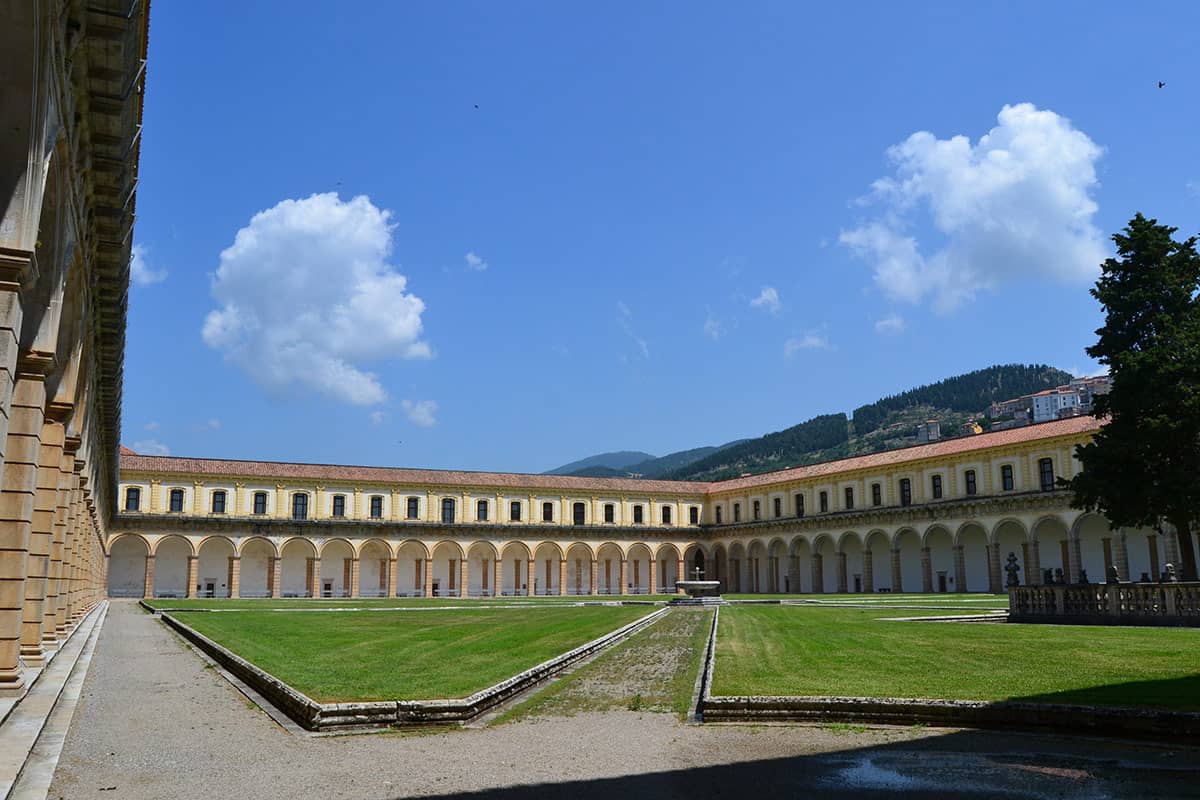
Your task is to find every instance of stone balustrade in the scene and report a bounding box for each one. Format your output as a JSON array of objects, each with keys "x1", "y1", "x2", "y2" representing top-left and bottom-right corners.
[{"x1": 1008, "y1": 582, "x2": 1200, "y2": 627}]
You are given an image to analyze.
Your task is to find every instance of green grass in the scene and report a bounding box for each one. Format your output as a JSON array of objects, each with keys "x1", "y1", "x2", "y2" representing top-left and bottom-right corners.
[
  {"x1": 724, "y1": 592, "x2": 1009, "y2": 607},
  {"x1": 144, "y1": 595, "x2": 675, "y2": 611},
  {"x1": 714, "y1": 605, "x2": 1200, "y2": 710},
  {"x1": 176, "y1": 605, "x2": 650, "y2": 702}
]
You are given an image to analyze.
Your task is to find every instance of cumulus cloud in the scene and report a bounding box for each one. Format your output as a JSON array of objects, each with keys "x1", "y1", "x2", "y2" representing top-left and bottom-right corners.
[
  {"x1": 202, "y1": 193, "x2": 430, "y2": 406},
  {"x1": 465, "y1": 251, "x2": 488, "y2": 271},
  {"x1": 784, "y1": 333, "x2": 829, "y2": 356},
  {"x1": 130, "y1": 244, "x2": 167, "y2": 286},
  {"x1": 401, "y1": 399, "x2": 437, "y2": 427},
  {"x1": 370, "y1": 410, "x2": 386, "y2": 426},
  {"x1": 617, "y1": 301, "x2": 650, "y2": 359},
  {"x1": 131, "y1": 439, "x2": 170, "y2": 456},
  {"x1": 874, "y1": 314, "x2": 906, "y2": 335},
  {"x1": 840, "y1": 103, "x2": 1107, "y2": 312},
  {"x1": 750, "y1": 286, "x2": 782, "y2": 314},
  {"x1": 703, "y1": 312, "x2": 723, "y2": 341}
]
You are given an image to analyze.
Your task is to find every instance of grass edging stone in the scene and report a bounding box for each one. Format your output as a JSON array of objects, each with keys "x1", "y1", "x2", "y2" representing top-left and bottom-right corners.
[
  {"x1": 160, "y1": 606, "x2": 670, "y2": 731},
  {"x1": 698, "y1": 606, "x2": 1200, "y2": 741}
]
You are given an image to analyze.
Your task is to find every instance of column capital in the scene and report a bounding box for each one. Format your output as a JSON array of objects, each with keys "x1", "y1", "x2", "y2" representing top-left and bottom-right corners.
[
  {"x1": 45, "y1": 401, "x2": 73, "y2": 423},
  {"x1": 16, "y1": 351, "x2": 56, "y2": 377},
  {"x1": 0, "y1": 246, "x2": 36, "y2": 290}
]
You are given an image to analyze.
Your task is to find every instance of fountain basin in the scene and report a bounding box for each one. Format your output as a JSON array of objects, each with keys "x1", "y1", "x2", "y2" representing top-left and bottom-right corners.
[{"x1": 671, "y1": 580, "x2": 725, "y2": 605}]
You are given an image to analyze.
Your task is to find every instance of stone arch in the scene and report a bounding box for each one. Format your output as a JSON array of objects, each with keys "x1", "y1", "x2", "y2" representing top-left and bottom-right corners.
[
  {"x1": 1124, "y1": 525, "x2": 1162, "y2": 582},
  {"x1": 626, "y1": 542, "x2": 653, "y2": 594},
  {"x1": 682, "y1": 543, "x2": 706, "y2": 585},
  {"x1": 864, "y1": 529, "x2": 890, "y2": 592},
  {"x1": 994, "y1": 518, "x2": 1032, "y2": 588},
  {"x1": 596, "y1": 542, "x2": 625, "y2": 595},
  {"x1": 767, "y1": 538, "x2": 788, "y2": 594},
  {"x1": 533, "y1": 541, "x2": 564, "y2": 596},
  {"x1": 279, "y1": 537, "x2": 317, "y2": 597},
  {"x1": 239, "y1": 536, "x2": 275, "y2": 598},
  {"x1": 319, "y1": 538, "x2": 355, "y2": 598},
  {"x1": 565, "y1": 542, "x2": 593, "y2": 596},
  {"x1": 152, "y1": 535, "x2": 192, "y2": 598},
  {"x1": 359, "y1": 539, "x2": 393, "y2": 598},
  {"x1": 430, "y1": 540, "x2": 465, "y2": 597},
  {"x1": 839, "y1": 531, "x2": 865, "y2": 594},
  {"x1": 955, "y1": 521, "x2": 990, "y2": 593},
  {"x1": 813, "y1": 534, "x2": 836, "y2": 594},
  {"x1": 893, "y1": 527, "x2": 922, "y2": 594},
  {"x1": 108, "y1": 534, "x2": 149, "y2": 598},
  {"x1": 1073, "y1": 513, "x2": 1113, "y2": 584},
  {"x1": 789, "y1": 536, "x2": 812, "y2": 593},
  {"x1": 923, "y1": 524, "x2": 954, "y2": 594},
  {"x1": 656, "y1": 543, "x2": 682, "y2": 595},
  {"x1": 710, "y1": 543, "x2": 727, "y2": 592},
  {"x1": 728, "y1": 541, "x2": 747, "y2": 593},
  {"x1": 747, "y1": 539, "x2": 769, "y2": 594},
  {"x1": 196, "y1": 536, "x2": 236, "y2": 598},
  {"x1": 465, "y1": 541, "x2": 499, "y2": 597},
  {"x1": 395, "y1": 539, "x2": 429, "y2": 596},
  {"x1": 500, "y1": 541, "x2": 532, "y2": 596},
  {"x1": 151, "y1": 534, "x2": 194, "y2": 557}
]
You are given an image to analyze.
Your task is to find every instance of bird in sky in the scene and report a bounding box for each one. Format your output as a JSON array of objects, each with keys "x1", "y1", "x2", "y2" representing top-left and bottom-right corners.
[
  {"x1": 474, "y1": 104, "x2": 479, "y2": 109},
  {"x1": 1158, "y1": 81, "x2": 1166, "y2": 89}
]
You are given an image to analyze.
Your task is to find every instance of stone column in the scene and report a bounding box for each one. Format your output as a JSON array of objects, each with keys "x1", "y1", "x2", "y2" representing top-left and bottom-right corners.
[
  {"x1": 186, "y1": 556, "x2": 199, "y2": 598},
  {"x1": 0, "y1": 361, "x2": 48, "y2": 683},
  {"x1": 648, "y1": 559, "x2": 657, "y2": 595},
  {"x1": 558, "y1": 559, "x2": 567, "y2": 596},
  {"x1": 619, "y1": 559, "x2": 628, "y2": 596},
  {"x1": 229, "y1": 557, "x2": 241, "y2": 598},
  {"x1": 526, "y1": 559, "x2": 536, "y2": 596},
  {"x1": 676, "y1": 558, "x2": 685, "y2": 593},
  {"x1": 386, "y1": 557, "x2": 397, "y2": 597},
  {"x1": 920, "y1": 547, "x2": 933, "y2": 594},
  {"x1": 309, "y1": 557, "x2": 322, "y2": 598},
  {"x1": 458, "y1": 558, "x2": 468, "y2": 598},
  {"x1": 1028, "y1": 539, "x2": 1042, "y2": 585},
  {"x1": 143, "y1": 554, "x2": 155, "y2": 599},
  {"x1": 953, "y1": 545, "x2": 966, "y2": 593},
  {"x1": 589, "y1": 558, "x2": 598, "y2": 595},
  {"x1": 1115, "y1": 530, "x2": 1130, "y2": 582},
  {"x1": 270, "y1": 557, "x2": 281, "y2": 598},
  {"x1": 987, "y1": 543, "x2": 1002, "y2": 593},
  {"x1": 44, "y1": 434, "x2": 71, "y2": 637},
  {"x1": 862, "y1": 549, "x2": 873, "y2": 594},
  {"x1": 1067, "y1": 537, "x2": 1082, "y2": 584},
  {"x1": 55, "y1": 455, "x2": 75, "y2": 636},
  {"x1": 31, "y1": 415, "x2": 64, "y2": 651},
  {"x1": 811, "y1": 554, "x2": 823, "y2": 593},
  {"x1": 421, "y1": 558, "x2": 431, "y2": 597},
  {"x1": 349, "y1": 557, "x2": 360, "y2": 598},
  {"x1": 836, "y1": 552, "x2": 848, "y2": 594},
  {"x1": 488, "y1": 558, "x2": 499, "y2": 597},
  {"x1": 891, "y1": 549, "x2": 903, "y2": 593}
]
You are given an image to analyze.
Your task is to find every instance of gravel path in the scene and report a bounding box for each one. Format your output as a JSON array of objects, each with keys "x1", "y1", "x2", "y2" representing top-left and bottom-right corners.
[{"x1": 48, "y1": 601, "x2": 1200, "y2": 799}]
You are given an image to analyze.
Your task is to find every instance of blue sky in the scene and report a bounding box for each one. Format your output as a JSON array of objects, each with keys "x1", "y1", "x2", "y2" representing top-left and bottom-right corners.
[{"x1": 124, "y1": 1, "x2": 1200, "y2": 471}]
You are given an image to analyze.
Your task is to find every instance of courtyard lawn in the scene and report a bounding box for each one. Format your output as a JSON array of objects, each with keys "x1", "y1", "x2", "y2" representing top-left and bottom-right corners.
[
  {"x1": 713, "y1": 605, "x2": 1200, "y2": 711},
  {"x1": 724, "y1": 593, "x2": 1010, "y2": 609},
  {"x1": 174, "y1": 605, "x2": 651, "y2": 702},
  {"x1": 142, "y1": 596, "x2": 674, "y2": 612}
]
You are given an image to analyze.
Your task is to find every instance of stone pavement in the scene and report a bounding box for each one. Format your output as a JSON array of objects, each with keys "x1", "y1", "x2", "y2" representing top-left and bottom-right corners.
[{"x1": 47, "y1": 601, "x2": 1200, "y2": 799}]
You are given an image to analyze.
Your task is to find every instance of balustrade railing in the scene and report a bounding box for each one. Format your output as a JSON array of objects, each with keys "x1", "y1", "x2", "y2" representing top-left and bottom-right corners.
[{"x1": 1009, "y1": 582, "x2": 1200, "y2": 626}]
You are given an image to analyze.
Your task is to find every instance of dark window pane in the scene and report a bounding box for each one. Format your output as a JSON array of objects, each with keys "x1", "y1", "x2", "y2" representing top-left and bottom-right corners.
[
  {"x1": 634, "y1": 505, "x2": 644, "y2": 524},
  {"x1": 733, "y1": 504, "x2": 740, "y2": 523},
  {"x1": 871, "y1": 483, "x2": 881, "y2": 506},
  {"x1": 407, "y1": 497, "x2": 419, "y2": 519},
  {"x1": 604, "y1": 503, "x2": 614, "y2": 523},
  {"x1": 441, "y1": 498, "x2": 455, "y2": 523},
  {"x1": 477, "y1": 499, "x2": 488, "y2": 521},
  {"x1": 819, "y1": 491, "x2": 828, "y2": 513},
  {"x1": 900, "y1": 479, "x2": 912, "y2": 507},
  {"x1": 689, "y1": 506, "x2": 699, "y2": 525},
  {"x1": 931, "y1": 475, "x2": 943, "y2": 500},
  {"x1": 510, "y1": 501, "x2": 521, "y2": 521},
  {"x1": 125, "y1": 487, "x2": 140, "y2": 512},
  {"x1": 716, "y1": 506, "x2": 723, "y2": 524},
  {"x1": 370, "y1": 496, "x2": 383, "y2": 518},
  {"x1": 662, "y1": 506, "x2": 672, "y2": 525},
  {"x1": 542, "y1": 502, "x2": 554, "y2": 522},
  {"x1": 773, "y1": 497, "x2": 782, "y2": 518},
  {"x1": 844, "y1": 487, "x2": 854, "y2": 510},
  {"x1": 795, "y1": 494, "x2": 804, "y2": 518},
  {"x1": 292, "y1": 494, "x2": 308, "y2": 520},
  {"x1": 169, "y1": 489, "x2": 184, "y2": 513},
  {"x1": 212, "y1": 491, "x2": 226, "y2": 514},
  {"x1": 253, "y1": 492, "x2": 267, "y2": 515},
  {"x1": 332, "y1": 495, "x2": 345, "y2": 517},
  {"x1": 1001, "y1": 465, "x2": 1014, "y2": 491},
  {"x1": 752, "y1": 501, "x2": 761, "y2": 521},
  {"x1": 1039, "y1": 458, "x2": 1055, "y2": 491},
  {"x1": 965, "y1": 470, "x2": 977, "y2": 496},
  {"x1": 573, "y1": 502, "x2": 585, "y2": 525}
]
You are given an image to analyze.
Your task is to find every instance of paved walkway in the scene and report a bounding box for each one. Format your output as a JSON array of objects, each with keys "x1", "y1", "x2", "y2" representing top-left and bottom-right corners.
[{"x1": 49, "y1": 601, "x2": 1200, "y2": 799}]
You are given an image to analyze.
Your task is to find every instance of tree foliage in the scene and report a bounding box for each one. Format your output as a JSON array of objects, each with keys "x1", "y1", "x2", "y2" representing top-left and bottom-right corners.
[
  {"x1": 1065, "y1": 213, "x2": 1200, "y2": 579},
  {"x1": 668, "y1": 414, "x2": 850, "y2": 480}
]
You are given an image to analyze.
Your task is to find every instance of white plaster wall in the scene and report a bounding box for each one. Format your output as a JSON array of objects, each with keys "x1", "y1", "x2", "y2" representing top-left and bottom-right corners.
[
  {"x1": 197, "y1": 542, "x2": 233, "y2": 597},
  {"x1": 567, "y1": 556, "x2": 589, "y2": 595},
  {"x1": 240, "y1": 543, "x2": 271, "y2": 597},
  {"x1": 896, "y1": 533, "x2": 923, "y2": 592},
  {"x1": 153, "y1": 538, "x2": 189, "y2": 597},
  {"x1": 395, "y1": 547, "x2": 423, "y2": 595},
  {"x1": 842, "y1": 540, "x2": 865, "y2": 593},
  {"x1": 280, "y1": 548, "x2": 310, "y2": 596},
  {"x1": 960, "y1": 528, "x2": 991, "y2": 592},
  {"x1": 1125, "y1": 528, "x2": 1159, "y2": 581},
  {"x1": 108, "y1": 538, "x2": 147, "y2": 596},
  {"x1": 359, "y1": 556, "x2": 387, "y2": 596},
  {"x1": 466, "y1": 551, "x2": 489, "y2": 596}
]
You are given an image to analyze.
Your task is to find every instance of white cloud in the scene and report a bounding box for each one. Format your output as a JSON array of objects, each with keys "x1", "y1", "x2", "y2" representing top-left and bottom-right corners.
[
  {"x1": 617, "y1": 301, "x2": 650, "y2": 359},
  {"x1": 131, "y1": 439, "x2": 170, "y2": 456},
  {"x1": 703, "y1": 312, "x2": 723, "y2": 341},
  {"x1": 750, "y1": 286, "x2": 782, "y2": 315},
  {"x1": 206, "y1": 418, "x2": 221, "y2": 430},
  {"x1": 840, "y1": 103, "x2": 1106, "y2": 313},
  {"x1": 874, "y1": 314, "x2": 906, "y2": 335},
  {"x1": 202, "y1": 193, "x2": 430, "y2": 406},
  {"x1": 465, "y1": 251, "x2": 488, "y2": 271},
  {"x1": 1188, "y1": 180, "x2": 1199, "y2": 198},
  {"x1": 784, "y1": 333, "x2": 830, "y2": 356},
  {"x1": 143, "y1": 421, "x2": 160, "y2": 432},
  {"x1": 130, "y1": 244, "x2": 167, "y2": 286},
  {"x1": 370, "y1": 410, "x2": 386, "y2": 426},
  {"x1": 401, "y1": 399, "x2": 437, "y2": 428}
]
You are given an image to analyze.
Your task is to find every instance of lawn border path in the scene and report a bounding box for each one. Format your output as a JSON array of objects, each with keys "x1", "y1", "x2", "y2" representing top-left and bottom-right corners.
[
  {"x1": 699, "y1": 606, "x2": 1200, "y2": 742},
  {"x1": 156, "y1": 606, "x2": 670, "y2": 732}
]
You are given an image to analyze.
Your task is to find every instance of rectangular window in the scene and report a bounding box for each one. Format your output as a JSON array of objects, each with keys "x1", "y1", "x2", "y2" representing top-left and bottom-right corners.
[
  {"x1": 211, "y1": 491, "x2": 226, "y2": 514},
  {"x1": 124, "y1": 487, "x2": 140, "y2": 512},
  {"x1": 689, "y1": 506, "x2": 699, "y2": 525},
  {"x1": 370, "y1": 495, "x2": 383, "y2": 519},
  {"x1": 733, "y1": 503, "x2": 741, "y2": 523},
  {"x1": 633, "y1": 505, "x2": 644, "y2": 524},
  {"x1": 542, "y1": 502, "x2": 554, "y2": 522},
  {"x1": 843, "y1": 487, "x2": 854, "y2": 510},
  {"x1": 1001, "y1": 464, "x2": 1015, "y2": 491},
  {"x1": 871, "y1": 483, "x2": 881, "y2": 507},
  {"x1": 510, "y1": 500, "x2": 521, "y2": 521},
  {"x1": 1038, "y1": 458, "x2": 1055, "y2": 491},
  {"x1": 477, "y1": 499, "x2": 489, "y2": 521},
  {"x1": 441, "y1": 498, "x2": 456, "y2": 523},
  {"x1": 573, "y1": 502, "x2": 586, "y2": 525},
  {"x1": 716, "y1": 506, "x2": 723, "y2": 525},
  {"x1": 819, "y1": 491, "x2": 829, "y2": 513},
  {"x1": 752, "y1": 500, "x2": 761, "y2": 520},
  {"x1": 795, "y1": 494, "x2": 804, "y2": 518},
  {"x1": 169, "y1": 489, "x2": 184, "y2": 513},
  {"x1": 292, "y1": 493, "x2": 308, "y2": 520},
  {"x1": 965, "y1": 470, "x2": 977, "y2": 496},
  {"x1": 931, "y1": 475, "x2": 943, "y2": 500},
  {"x1": 773, "y1": 497, "x2": 782, "y2": 518},
  {"x1": 332, "y1": 495, "x2": 346, "y2": 518},
  {"x1": 899, "y1": 479, "x2": 912, "y2": 507},
  {"x1": 253, "y1": 492, "x2": 267, "y2": 515},
  {"x1": 604, "y1": 503, "x2": 615, "y2": 523},
  {"x1": 406, "y1": 496, "x2": 420, "y2": 519},
  {"x1": 661, "y1": 506, "x2": 672, "y2": 525}
]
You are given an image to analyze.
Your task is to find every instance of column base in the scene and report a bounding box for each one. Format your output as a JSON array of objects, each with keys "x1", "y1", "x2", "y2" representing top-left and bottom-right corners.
[
  {"x1": 19, "y1": 645, "x2": 45, "y2": 667},
  {"x1": 0, "y1": 670, "x2": 26, "y2": 696}
]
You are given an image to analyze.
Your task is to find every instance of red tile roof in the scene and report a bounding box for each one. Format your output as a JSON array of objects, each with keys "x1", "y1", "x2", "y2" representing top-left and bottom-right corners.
[{"x1": 119, "y1": 416, "x2": 1101, "y2": 497}]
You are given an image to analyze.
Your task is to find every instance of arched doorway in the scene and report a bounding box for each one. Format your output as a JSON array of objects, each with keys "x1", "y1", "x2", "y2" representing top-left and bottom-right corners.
[
  {"x1": 656, "y1": 543, "x2": 681, "y2": 594},
  {"x1": 627, "y1": 543, "x2": 652, "y2": 594},
  {"x1": 279, "y1": 538, "x2": 316, "y2": 597},
  {"x1": 467, "y1": 541, "x2": 498, "y2": 597},
  {"x1": 924, "y1": 526, "x2": 954, "y2": 593},
  {"x1": 152, "y1": 536, "x2": 191, "y2": 598},
  {"x1": 956, "y1": 522, "x2": 990, "y2": 592},
  {"x1": 839, "y1": 532, "x2": 865, "y2": 594},
  {"x1": 197, "y1": 536, "x2": 236, "y2": 598},
  {"x1": 789, "y1": 537, "x2": 812, "y2": 593},
  {"x1": 320, "y1": 539, "x2": 355, "y2": 598},
  {"x1": 430, "y1": 541, "x2": 465, "y2": 597},
  {"x1": 108, "y1": 535, "x2": 148, "y2": 597},
  {"x1": 566, "y1": 543, "x2": 593, "y2": 595},
  {"x1": 596, "y1": 543, "x2": 623, "y2": 595},
  {"x1": 894, "y1": 528, "x2": 922, "y2": 593},
  {"x1": 395, "y1": 540, "x2": 428, "y2": 596},
  {"x1": 864, "y1": 530, "x2": 889, "y2": 593},
  {"x1": 499, "y1": 542, "x2": 531, "y2": 596},
  {"x1": 239, "y1": 537, "x2": 275, "y2": 598},
  {"x1": 359, "y1": 539, "x2": 392, "y2": 598},
  {"x1": 533, "y1": 542, "x2": 563, "y2": 596}
]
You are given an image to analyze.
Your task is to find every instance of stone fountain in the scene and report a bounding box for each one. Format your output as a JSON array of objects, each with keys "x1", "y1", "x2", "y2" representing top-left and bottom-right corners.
[{"x1": 671, "y1": 567, "x2": 725, "y2": 606}]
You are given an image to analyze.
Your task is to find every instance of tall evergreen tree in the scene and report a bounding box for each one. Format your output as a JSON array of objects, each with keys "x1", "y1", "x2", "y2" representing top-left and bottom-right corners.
[{"x1": 1066, "y1": 213, "x2": 1200, "y2": 580}]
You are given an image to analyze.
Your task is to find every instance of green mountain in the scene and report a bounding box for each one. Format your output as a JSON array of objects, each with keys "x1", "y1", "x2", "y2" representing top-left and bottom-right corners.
[{"x1": 545, "y1": 450, "x2": 655, "y2": 476}]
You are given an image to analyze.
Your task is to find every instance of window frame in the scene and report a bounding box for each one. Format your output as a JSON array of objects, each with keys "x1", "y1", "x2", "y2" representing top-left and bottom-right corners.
[
  {"x1": 795, "y1": 493, "x2": 805, "y2": 518},
  {"x1": 510, "y1": 500, "x2": 522, "y2": 521},
  {"x1": 542, "y1": 501, "x2": 554, "y2": 523},
  {"x1": 291, "y1": 493, "x2": 308, "y2": 521},
  {"x1": 871, "y1": 482, "x2": 881, "y2": 507},
  {"x1": 931, "y1": 474, "x2": 943, "y2": 500},
  {"x1": 899, "y1": 478, "x2": 912, "y2": 507},
  {"x1": 573, "y1": 502, "x2": 586, "y2": 525},
  {"x1": 633, "y1": 504, "x2": 644, "y2": 525},
  {"x1": 253, "y1": 492, "x2": 267, "y2": 515},
  {"x1": 689, "y1": 506, "x2": 699, "y2": 525},
  {"x1": 211, "y1": 490, "x2": 227, "y2": 514},
  {"x1": 369, "y1": 495, "x2": 384, "y2": 519},
  {"x1": 819, "y1": 491, "x2": 829, "y2": 513},
  {"x1": 441, "y1": 497, "x2": 456, "y2": 524},
  {"x1": 168, "y1": 488, "x2": 184, "y2": 513},
  {"x1": 733, "y1": 503, "x2": 741, "y2": 523},
  {"x1": 715, "y1": 506, "x2": 723, "y2": 525},
  {"x1": 1038, "y1": 457, "x2": 1055, "y2": 492},
  {"x1": 843, "y1": 486, "x2": 854, "y2": 510},
  {"x1": 477, "y1": 499, "x2": 489, "y2": 521},
  {"x1": 1001, "y1": 464, "x2": 1015, "y2": 492},
  {"x1": 965, "y1": 469, "x2": 977, "y2": 496},
  {"x1": 752, "y1": 500, "x2": 761, "y2": 521},
  {"x1": 406, "y1": 496, "x2": 420, "y2": 520},
  {"x1": 124, "y1": 486, "x2": 141, "y2": 512},
  {"x1": 332, "y1": 494, "x2": 346, "y2": 518},
  {"x1": 604, "y1": 503, "x2": 615, "y2": 523},
  {"x1": 661, "y1": 505, "x2": 672, "y2": 525}
]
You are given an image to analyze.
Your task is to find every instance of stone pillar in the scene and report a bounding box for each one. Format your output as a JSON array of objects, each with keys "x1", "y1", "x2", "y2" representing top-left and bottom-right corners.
[
  {"x1": 1068, "y1": 536, "x2": 1083, "y2": 584},
  {"x1": 648, "y1": 559, "x2": 658, "y2": 595},
  {"x1": 229, "y1": 557, "x2": 241, "y2": 598},
  {"x1": 31, "y1": 416, "x2": 63, "y2": 651},
  {"x1": 459, "y1": 558, "x2": 468, "y2": 598},
  {"x1": 953, "y1": 545, "x2": 966, "y2": 593},
  {"x1": 589, "y1": 558, "x2": 598, "y2": 595},
  {"x1": 811, "y1": 554, "x2": 823, "y2": 593},
  {"x1": 44, "y1": 433, "x2": 71, "y2": 637},
  {"x1": 491, "y1": 558, "x2": 501, "y2": 598},
  {"x1": 0, "y1": 363, "x2": 48, "y2": 683},
  {"x1": 186, "y1": 555, "x2": 199, "y2": 598},
  {"x1": 309, "y1": 557, "x2": 322, "y2": 598},
  {"x1": 143, "y1": 554, "x2": 155, "y2": 599},
  {"x1": 420, "y1": 558, "x2": 431, "y2": 597},
  {"x1": 55, "y1": 456, "x2": 75, "y2": 636},
  {"x1": 1028, "y1": 539, "x2": 1042, "y2": 585},
  {"x1": 349, "y1": 557, "x2": 360, "y2": 598},
  {"x1": 619, "y1": 559, "x2": 628, "y2": 595},
  {"x1": 1115, "y1": 530, "x2": 1130, "y2": 582},
  {"x1": 920, "y1": 547, "x2": 933, "y2": 594},
  {"x1": 676, "y1": 558, "x2": 685, "y2": 593},
  {"x1": 526, "y1": 559, "x2": 536, "y2": 596},
  {"x1": 862, "y1": 549, "x2": 873, "y2": 594},
  {"x1": 270, "y1": 557, "x2": 281, "y2": 598},
  {"x1": 891, "y1": 549, "x2": 903, "y2": 593},
  {"x1": 836, "y1": 552, "x2": 848, "y2": 594},
  {"x1": 558, "y1": 559, "x2": 567, "y2": 596}
]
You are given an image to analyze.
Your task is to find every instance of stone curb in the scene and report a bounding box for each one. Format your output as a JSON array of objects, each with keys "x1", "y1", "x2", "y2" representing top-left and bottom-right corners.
[
  {"x1": 157, "y1": 605, "x2": 670, "y2": 731},
  {"x1": 697, "y1": 605, "x2": 1200, "y2": 742}
]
